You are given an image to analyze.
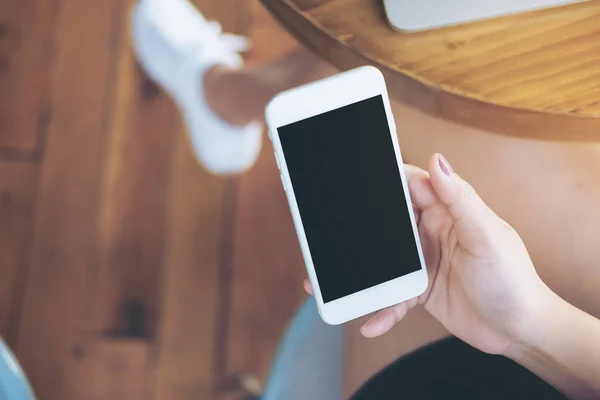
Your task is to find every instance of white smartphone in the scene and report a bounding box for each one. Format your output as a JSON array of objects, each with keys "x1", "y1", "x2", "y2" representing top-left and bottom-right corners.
[
  {"x1": 384, "y1": 0, "x2": 574, "y2": 32},
  {"x1": 265, "y1": 66, "x2": 428, "y2": 325}
]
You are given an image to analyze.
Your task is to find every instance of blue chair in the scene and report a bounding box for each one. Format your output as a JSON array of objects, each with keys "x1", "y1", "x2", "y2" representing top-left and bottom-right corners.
[
  {"x1": 0, "y1": 338, "x2": 36, "y2": 400},
  {"x1": 261, "y1": 298, "x2": 344, "y2": 400}
]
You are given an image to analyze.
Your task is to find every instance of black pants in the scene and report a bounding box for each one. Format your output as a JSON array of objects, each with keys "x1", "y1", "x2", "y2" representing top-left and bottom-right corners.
[{"x1": 351, "y1": 338, "x2": 568, "y2": 400}]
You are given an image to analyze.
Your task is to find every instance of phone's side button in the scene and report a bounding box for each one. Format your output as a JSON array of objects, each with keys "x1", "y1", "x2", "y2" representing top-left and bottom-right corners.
[
  {"x1": 279, "y1": 173, "x2": 287, "y2": 192},
  {"x1": 274, "y1": 153, "x2": 281, "y2": 170}
]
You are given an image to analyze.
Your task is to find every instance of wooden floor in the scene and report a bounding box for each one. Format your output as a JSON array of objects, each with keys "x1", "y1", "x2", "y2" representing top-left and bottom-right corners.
[{"x1": 0, "y1": 0, "x2": 306, "y2": 399}]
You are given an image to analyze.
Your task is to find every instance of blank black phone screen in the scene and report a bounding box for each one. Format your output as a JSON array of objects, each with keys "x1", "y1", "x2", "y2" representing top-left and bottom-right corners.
[{"x1": 278, "y1": 95, "x2": 421, "y2": 303}]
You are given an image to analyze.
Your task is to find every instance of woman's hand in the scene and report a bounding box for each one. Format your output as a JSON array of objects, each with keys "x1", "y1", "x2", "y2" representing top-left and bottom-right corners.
[
  {"x1": 305, "y1": 154, "x2": 554, "y2": 355},
  {"x1": 306, "y1": 153, "x2": 600, "y2": 399}
]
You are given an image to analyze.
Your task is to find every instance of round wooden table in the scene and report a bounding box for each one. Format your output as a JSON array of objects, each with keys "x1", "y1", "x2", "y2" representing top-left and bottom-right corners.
[{"x1": 261, "y1": 0, "x2": 600, "y2": 141}]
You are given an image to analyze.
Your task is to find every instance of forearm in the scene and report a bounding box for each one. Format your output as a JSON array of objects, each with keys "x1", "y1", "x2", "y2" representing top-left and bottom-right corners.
[{"x1": 506, "y1": 292, "x2": 600, "y2": 400}]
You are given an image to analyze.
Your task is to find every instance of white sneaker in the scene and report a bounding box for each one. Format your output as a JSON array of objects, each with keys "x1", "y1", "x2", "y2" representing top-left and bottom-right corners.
[{"x1": 132, "y1": 0, "x2": 262, "y2": 174}]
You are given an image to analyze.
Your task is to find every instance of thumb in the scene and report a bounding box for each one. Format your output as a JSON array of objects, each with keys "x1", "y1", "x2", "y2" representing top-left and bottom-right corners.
[{"x1": 428, "y1": 154, "x2": 494, "y2": 241}]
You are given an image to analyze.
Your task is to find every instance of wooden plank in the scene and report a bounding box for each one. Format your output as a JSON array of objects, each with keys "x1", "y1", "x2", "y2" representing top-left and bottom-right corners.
[
  {"x1": 0, "y1": 0, "x2": 57, "y2": 156},
  {"x1": 0, "y1": 160, "x2": 37, "y2": 341},
  {"x1": 154, "y1": 131, "x2": 228, "y2": 400},
  {"x1": 86, "y1": 339, "x2": 153, "y2": 400},
  {"x1": 224, "y1": 138, "x2": 307, "y2": 384},
  {"x1": 88, "y1": 2, "x2": 178, "y2": 339},
  {"x1": 102, "y1": 0, "x2": 256, "y2": 397},
  {"x1": 14, "y1": 0, "x2": 124, "y2": 398},
  {"x1": 151, "y1": 1, "x2": 251, "y2": 399},
  {"x1": 221, "y1": 1, "x2": 307, "y2": 388},
  {"x1": 128, "y1": 1, "x2": 257, "y2": 398}
]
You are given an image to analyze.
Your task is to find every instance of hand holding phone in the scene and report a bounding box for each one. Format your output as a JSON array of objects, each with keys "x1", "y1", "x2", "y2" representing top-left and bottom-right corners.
[
  {"x1": 302, "y1": 156, "x2": 600, "y2": 400},
  {"x1": 306, "y1": 155, "x2": 555, "y2": 354},
  {"x1": 266, "y1": 67, "x2": 428, "y2": 324}
]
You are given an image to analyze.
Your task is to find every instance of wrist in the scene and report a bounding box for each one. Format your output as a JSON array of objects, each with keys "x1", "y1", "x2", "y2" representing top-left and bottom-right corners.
[
  {"x1": 504, "y1": 285, "x2": 565, "y2": 362},
  {"x1": 503, "y1": 286, "x2": 600, "y2": 399},
  {"x1": 503, "y1": 284, "x2": 564, "y2": 361}
]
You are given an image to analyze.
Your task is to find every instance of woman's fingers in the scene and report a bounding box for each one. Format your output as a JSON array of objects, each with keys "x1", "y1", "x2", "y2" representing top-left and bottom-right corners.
[
  {"x1": 304, "y1": 278, "x2": 416, "y2": 338},
  {"x1": 303, "y1": 278, "x2": 313, "y2": 295},
  {"x1": 404, "y1": 164, "x2": 439, "y2": 211},
  {"x1": 412, "y1": 203, "x2": 422, "y2": 226},
  {"x1": 360, "y1": 302, "x2": 411, "y2": 338},
  {"x1": 428, "y1": 154, "x2": 495, "y2": 249}
]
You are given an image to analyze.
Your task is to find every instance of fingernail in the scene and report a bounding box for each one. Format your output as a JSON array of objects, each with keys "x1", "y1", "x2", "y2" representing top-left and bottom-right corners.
[{"x1": 438, "y1": 154, "x2": 454, "y2": 177}]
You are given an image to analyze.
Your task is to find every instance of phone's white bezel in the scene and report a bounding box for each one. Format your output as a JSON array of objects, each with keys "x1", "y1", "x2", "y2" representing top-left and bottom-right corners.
[
  {"x1": 265, "y1": 66, "x2": 428, "y2": 325},
  {"x1": 383, "y1": 0, "x2": 575, "y2": 32}
]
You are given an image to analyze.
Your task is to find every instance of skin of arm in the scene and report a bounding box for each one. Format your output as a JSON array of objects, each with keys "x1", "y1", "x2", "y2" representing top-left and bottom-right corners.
[{"x1": 506, "y1": 290, "x2": 600, "y2": 399}]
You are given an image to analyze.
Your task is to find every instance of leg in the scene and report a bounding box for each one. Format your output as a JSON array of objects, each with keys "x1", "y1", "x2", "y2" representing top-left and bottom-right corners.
[
  {"x1": 205, "y1": 48, "x2": 334, "y2": 126},
  {"x1": 133, "y1": 0, "x2": 335, "y2": 174},
  {"x1": 344, "y1": 307, "x2": 449, "y2": 397}
]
